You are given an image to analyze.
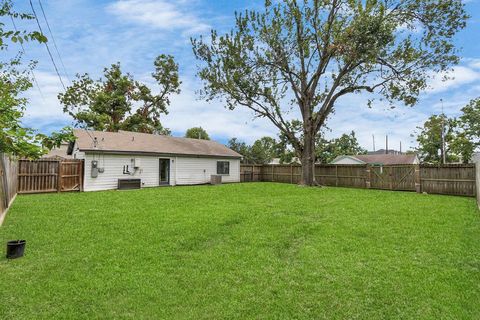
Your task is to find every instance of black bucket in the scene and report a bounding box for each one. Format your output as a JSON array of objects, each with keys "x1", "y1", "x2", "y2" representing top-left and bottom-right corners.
[{"x1": 6, "y1": 240, "x2": 26, "y2": 259}]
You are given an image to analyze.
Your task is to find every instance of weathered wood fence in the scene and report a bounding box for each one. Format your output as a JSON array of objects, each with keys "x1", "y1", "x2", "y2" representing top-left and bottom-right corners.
[
  {"x1": 241, "y1": 163, "x2": 477, "y2": 197},
  {"x1": 0, "y1": 154, "x2": 18, "y2": 224},
  {"x1": 17, "y1": 159, "x2": 84, "y2": 194}
]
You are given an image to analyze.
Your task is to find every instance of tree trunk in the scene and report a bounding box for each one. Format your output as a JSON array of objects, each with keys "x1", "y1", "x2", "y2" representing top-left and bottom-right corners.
[{"x1": 300, "y1": 128, "x2": 316, "y2": 186}]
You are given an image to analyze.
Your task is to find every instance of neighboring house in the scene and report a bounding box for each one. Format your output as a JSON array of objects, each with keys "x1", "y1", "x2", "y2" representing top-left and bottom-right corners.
[
  {"x1": 331, "y1": 154, "x2": 419, "y2": 165},
  {"x1": 268, "y1": 157, "x2": 301, "y2": 165},
  {"x1": 68, "y1": 129, "x2": 242, "y2": 192},
  {"x1": 42, "y1": 142, "x2": 72, "y2": 159}
]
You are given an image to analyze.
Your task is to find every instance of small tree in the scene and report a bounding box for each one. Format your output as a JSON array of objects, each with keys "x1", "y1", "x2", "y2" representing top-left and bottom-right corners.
[
  {"x1": 59, "y1": 55, "x2": 180, "y2": 134},
  {"x1": 316, "y1": 131, "x2": 366, "y2": 163},
  {"x1": 192, "y1": 0, "x2": 468, "y2": 185},
  {"x1": 459, "y1": 97, "x2": 480, "y2": 146},
  {"x1": 185, "y1": 127, "x2": 210, "y2": 140},
  {"x1": 415, "y1": 115, "x2": 474, "y2": 164},
  {"x1": 250, "y1": 136, "x2": 278, "y2": 164},
  {"x1": 227, "y1": 138, "x2": 253, "y2": 163}
]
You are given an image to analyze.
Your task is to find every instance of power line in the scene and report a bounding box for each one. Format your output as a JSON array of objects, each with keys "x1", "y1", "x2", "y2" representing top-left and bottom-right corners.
[
  {"x1": 29, "y1": 0, "x2": 66, "y2": 91},
  {"x1": 37, "y1": 0, "x2": 70, "y2": 83},
  {"x1": 10, "y1": 15, "x2": 45, "y2": 101}
]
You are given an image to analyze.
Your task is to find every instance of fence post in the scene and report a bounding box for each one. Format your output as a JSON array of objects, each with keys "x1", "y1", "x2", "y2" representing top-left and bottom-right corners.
[
  {"x1": 290, "y1": 164, "x2": 293, "y2": 184},
  {"x1": 57, "y1": 160, "x2": 62, "y2": 193},
  {"x1": 414, "y1": 164, "x2": 421, "y2": 193},
  {"x1": 272, "y1": 164, "x2": 274, "y2": 182},
  {"x1": 365, "y1": 164, "x2": 371, "y2": 189},
  {"x1": 79, "y1": 161, "x2": 84, "y2": 192},
  {"x1": 476, "y1": 162, "x2": 480, "y2": 208},
  {"x1": 335, "y1": 165, "x2": 339, "y2": 187}
]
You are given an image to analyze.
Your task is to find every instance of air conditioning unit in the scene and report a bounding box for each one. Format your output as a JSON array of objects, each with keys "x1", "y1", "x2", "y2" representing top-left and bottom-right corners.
[
  {"x1": 211, "y1": 175, "x2": 222, "y2": 185},
  {"x1": 118, "y1": 178, "x2": 141, "y2": 190}
]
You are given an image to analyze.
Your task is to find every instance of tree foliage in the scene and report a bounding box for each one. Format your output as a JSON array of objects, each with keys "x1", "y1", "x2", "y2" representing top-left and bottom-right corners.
[
  {"x1": 316, "y1": 131, "x2": 366, "y2": 163},
  {"x1": 460, "y1": 97, "x2": 480, "y2": 146},
  {"x1": 227, "y1": 138, "x2": 253, "y2": 163},
  {"x1": 59, "y1": 55, "x2": 180, "y2": 135},
  {"x1": 0, "y1": 0, "x2": 72, "y2": 158},
  {"x1": 185, "y1": 126, "x2": 210, "y2": 140},
  {"x1": 415, "y1": 114, "x2": 474, "y2": 164},
  {"x1": 250, "y1": 136, "x2": 279, "y2": 164},
  {"x1": 192, "y1": 0, "x2": 468, "y2": 185}
]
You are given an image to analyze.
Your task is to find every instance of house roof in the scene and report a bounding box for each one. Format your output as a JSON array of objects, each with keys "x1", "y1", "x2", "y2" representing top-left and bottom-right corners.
[
  {"x1": 42, "y1": 143, "x2": 72, "y2": 159},
  {"x1": 353, "y1": 154, "x2": 417, "y2": 165},
  {"x1": 72, "y1": 129, "x2": 242, "y2": 159}
]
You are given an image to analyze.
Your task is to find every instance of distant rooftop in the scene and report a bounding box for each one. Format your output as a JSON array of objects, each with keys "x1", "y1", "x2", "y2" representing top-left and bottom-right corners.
[{"x1": 367, "y1": 149, "x2": 403, "y2": 155}]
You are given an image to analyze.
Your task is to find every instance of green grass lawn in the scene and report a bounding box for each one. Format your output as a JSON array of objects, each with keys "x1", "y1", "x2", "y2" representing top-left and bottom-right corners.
[{"x1": 1, "y1": 183, "x2": 479, "y2": 319}]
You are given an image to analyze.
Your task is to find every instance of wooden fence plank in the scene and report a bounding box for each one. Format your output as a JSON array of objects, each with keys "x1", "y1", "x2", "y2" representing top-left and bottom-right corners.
[
  {"x1": 16, "y1": 159, "x2": 83, "y2": 194},
  {"x1": 241, "y1": 163, "x2": 476, "y2": 197},
  {"x1": 0, "y1": 154, "x2": 18, "y2": 224}
]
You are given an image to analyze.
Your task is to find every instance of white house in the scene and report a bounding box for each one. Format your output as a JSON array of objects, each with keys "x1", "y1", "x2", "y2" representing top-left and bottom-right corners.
[
  {"x1": 68, "y1": 129, "x2": 242, "y2": 192},
  {"x1": 330, "y1": 154, "x2": 419, "y2": 165}
]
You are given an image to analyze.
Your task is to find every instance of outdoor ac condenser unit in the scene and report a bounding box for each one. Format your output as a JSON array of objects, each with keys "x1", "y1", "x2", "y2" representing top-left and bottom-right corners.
[
  {"x1": 211, "y1": 175, "x2": 222, "y2": 185},
  {"x1": 118, "y1": 178, "x2": 141, "y2": 190}
]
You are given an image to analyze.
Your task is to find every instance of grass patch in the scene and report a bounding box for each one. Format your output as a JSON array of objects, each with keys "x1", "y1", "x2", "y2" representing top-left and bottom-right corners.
[{"x1": 1, "y1": 183, "x2": 479, "y2": 319}]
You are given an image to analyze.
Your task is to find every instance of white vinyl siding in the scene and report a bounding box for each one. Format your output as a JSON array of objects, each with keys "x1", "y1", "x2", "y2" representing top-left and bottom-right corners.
[
  {"x1": 175, "y1": 157, "x2": 240, "y2": 185},
  {"x1": 79, "y1": 151, "x2": 240, "y2": 191},
  {"x1": 83, "y1": 153, "x2": 166, "y2": 192},
  {"x1": 330, "y1": 156, "x2": 365, "y2": 165}
]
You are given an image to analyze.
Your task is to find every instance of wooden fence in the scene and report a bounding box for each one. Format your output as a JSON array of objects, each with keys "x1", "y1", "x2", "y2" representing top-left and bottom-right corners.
[
  {"x1": 241, "y1": 163, "x2": 477, "y2": 197},
  {"x1": 476, "y1": 163, "x2": 480, "y2": 208},
  {"x1": 17, "y1": 159, "x2": 84, "y2": 194},
  {"x1": 0, "y1": 154, "x2": 18, "y2": 224}
]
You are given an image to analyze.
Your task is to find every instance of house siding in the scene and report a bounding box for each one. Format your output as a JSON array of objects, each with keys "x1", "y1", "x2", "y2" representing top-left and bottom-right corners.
[
  {"x1": 80, "y1": 152, "x2": 240, "y2": 192},
  {"x1": 175, "y1": 157, "x2": 240, "y2": 185},
  {"x1": 331, "y1": 157, "x2": 364, "y2": 165}
]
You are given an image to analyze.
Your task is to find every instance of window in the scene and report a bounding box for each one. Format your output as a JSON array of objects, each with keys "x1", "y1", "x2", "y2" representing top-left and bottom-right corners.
[{"x1": 217, "y1": 161, "x2": 230, "y2": 175}]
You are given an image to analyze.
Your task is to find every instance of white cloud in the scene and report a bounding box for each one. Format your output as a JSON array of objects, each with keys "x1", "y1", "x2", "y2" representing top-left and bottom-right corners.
[
  {"x1": 467, "y1": 58, "x2": 480, "y2": 70},
  {"x1": 106, "y1": 0, "x2": 210, "y2": 35},
  {"x1": 162, "y1": 78, "x2": 276, "y2": 143},
  {"x1": 427, "y1": 66, "x2": 480, "y2": 93}
]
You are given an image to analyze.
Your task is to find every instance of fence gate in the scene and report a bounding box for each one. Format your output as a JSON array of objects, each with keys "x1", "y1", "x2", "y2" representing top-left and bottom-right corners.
[
  {"x1": 18, "y1": 159, "x2": 83, "y2": 194},
  {"x1": 370, "y1": 165, "x2": 416, "y2": 191}
]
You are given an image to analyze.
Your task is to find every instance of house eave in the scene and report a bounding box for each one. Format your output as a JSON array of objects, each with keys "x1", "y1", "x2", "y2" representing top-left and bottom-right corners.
[{"x1": 79, "y1": 149, "x2": 242, "y2": 159}]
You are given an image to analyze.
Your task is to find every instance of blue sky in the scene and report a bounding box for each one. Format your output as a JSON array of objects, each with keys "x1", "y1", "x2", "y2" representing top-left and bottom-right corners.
[{"x1": 8, "y1": 0, "x2": 480, "y2": 151}]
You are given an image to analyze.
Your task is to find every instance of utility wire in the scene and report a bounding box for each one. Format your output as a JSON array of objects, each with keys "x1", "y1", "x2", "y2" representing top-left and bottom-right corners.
[
  {"x1": 37, "y1": 0, "x2": 70, "y2": 83},
  {"x1": 10, "y1": 15, "x2": 45, "y2": 101},
  {"x1": 29, "y1": 0, "x2": 66, "y2": 91}
]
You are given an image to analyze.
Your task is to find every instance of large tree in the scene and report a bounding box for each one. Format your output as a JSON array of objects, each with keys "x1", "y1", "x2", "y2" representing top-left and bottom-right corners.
[
  {"x1": 59, "y1": 55, "x2": 180, "y2": 134},
  {"x1": 1, "y1": 0, "x2": 72, "y2": 158},
  {"x1": 192, "y1": 0, "x2": 468, "y2": 185}
]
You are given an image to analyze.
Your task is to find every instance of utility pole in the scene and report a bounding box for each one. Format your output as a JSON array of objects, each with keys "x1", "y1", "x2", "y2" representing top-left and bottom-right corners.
[
  {"x1": 372, "y1": 134, "x2": 376, "y2": 152},
  {"x1": 400, "y1": 141, "x2": 402, "y2": 154},
  {"x1": 385, "y1": 135, "x2": 388, "y2": 154},
  {"x1": 441, "y1": 99, "x2": 446, "y2": 164}
]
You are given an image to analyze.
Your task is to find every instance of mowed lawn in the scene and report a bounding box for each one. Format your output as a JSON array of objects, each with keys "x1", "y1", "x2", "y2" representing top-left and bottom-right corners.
[{"x1": 1, "y1": 183, "x2": 479, "y2": 319}]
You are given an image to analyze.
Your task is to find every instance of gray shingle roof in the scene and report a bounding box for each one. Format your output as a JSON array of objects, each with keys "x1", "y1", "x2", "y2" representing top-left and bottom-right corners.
[{"x1": 73, "y1": 129, "x2": 242, "y2": 158}]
